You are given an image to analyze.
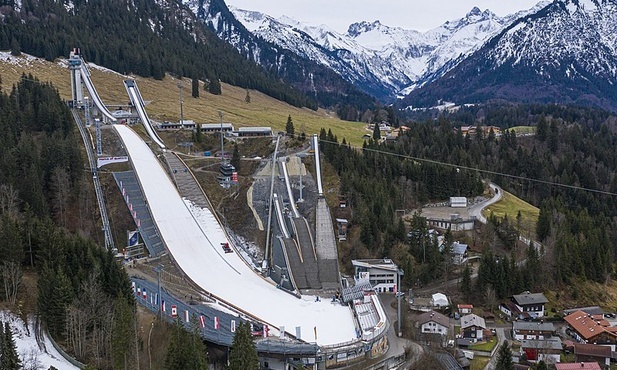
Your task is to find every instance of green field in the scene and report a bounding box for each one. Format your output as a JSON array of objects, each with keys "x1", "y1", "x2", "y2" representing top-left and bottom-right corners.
[
  {"x1": 506, "y1": 126, "x2": 536, "y2": 135},
  {"x1": 0, "y1": 53, "x2": 369, "y2": 147},
  {"x1": 483, "y1": 190, "x2": 539, "y2": 236},
  {"x1": 470, "y1": 356, "x2": 490, "y2": 370},
  {"x1": 470, "y1": 338, "x2": 498, "y2": 352}
]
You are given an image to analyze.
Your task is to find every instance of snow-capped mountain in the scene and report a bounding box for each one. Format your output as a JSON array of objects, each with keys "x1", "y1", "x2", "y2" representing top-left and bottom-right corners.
[
  {"x1": 184, "y1": 0, "x2": 377, "y2": 108},
  {"x1": 228, "y1": 3, "x2": 547, "y2": 99},
  {"x1": 403, "y1": 0, "x2": 617, "y2": 111}
]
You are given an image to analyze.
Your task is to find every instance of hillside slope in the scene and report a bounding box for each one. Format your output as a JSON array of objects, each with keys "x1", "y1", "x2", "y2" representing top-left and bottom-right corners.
[{"x1": 0, "y1": 52, "x2": 368, "y2": 146}]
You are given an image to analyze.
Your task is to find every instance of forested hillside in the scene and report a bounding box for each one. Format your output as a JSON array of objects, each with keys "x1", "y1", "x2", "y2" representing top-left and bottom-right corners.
[
  {"x1": 0, "y1": 0, "x2": 316, "y2": 109},
  {"x1": 0, "y1": 75, "x2": 137, "y2": 368},
  {"x1": 321, "y1": 105, "x2": 617, "y2": 295}
]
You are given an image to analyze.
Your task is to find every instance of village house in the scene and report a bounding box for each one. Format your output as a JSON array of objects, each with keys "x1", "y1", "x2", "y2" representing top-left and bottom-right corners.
[
  {"x1": 520, "y1": 337, "x2": 562, "y2": 364},
  {"x1": 573, "y1": 343, "x2": 615, "y2": 368},
  {"x1": 458, "y1": 304, "x2": 473, "y2": 315},
  {"x1": 460, "y1": 314, "x2": 486, "y2": 341},
  {"x1": 500, "y1": 291, "x2": 548, "y2": 319},
  {"x1": 512, "y1": 321, "x2": 555, "y2": 340},
  {"x1": 564, "y1": 310, "x2": 617, "y2": 344},
  {"x1": 417, "y1": 311, "x2": 450, "y2": 339}
]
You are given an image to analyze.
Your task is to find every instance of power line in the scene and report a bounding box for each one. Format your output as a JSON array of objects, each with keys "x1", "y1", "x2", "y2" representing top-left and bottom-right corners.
[{"x1": 316, "y1": 138, "x2": 617, "y2": 197}]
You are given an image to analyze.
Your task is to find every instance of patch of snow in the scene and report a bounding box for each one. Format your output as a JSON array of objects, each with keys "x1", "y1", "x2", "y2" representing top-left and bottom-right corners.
[{"x1": 0, "y1": 311, "x2": 80, "y2": 370}]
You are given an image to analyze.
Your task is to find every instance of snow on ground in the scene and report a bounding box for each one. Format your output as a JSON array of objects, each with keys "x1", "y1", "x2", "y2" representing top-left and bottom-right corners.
[
  {"x1": 0, "y1": 310, "x2": 80, "y2": 370},
  {"x1": 0, "y1": 51, "x2": 44, "y2": 66},
  {"x1": 114, "y1": 124, "x2": 358, "y2": 346}
]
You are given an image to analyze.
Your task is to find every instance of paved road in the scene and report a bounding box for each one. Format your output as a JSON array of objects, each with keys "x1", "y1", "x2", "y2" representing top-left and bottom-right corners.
[
  {"x1": 468, "y1": 183, "x2": 502, "y2": 223},
  {"x1": 483, "y1": 327, "x2": 506, "y2": 370},
  {"x1": 378, "y1": 294, "x2": 424, "y2": 367}
]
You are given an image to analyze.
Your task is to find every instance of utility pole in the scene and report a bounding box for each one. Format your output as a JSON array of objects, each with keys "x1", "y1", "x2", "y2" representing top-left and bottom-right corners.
[
  {"x1": 177, "y1": 82, "x2": 184, "y2": 128},
  {"x1": 397, "y1": 269, "x2": 404, "y2": 337},
  {"x1": 154, "y1": 265, "x2": 163, "y2": 318},
  {"x1": 219, "y1": 111, "x2": 224, "y2": 164}
]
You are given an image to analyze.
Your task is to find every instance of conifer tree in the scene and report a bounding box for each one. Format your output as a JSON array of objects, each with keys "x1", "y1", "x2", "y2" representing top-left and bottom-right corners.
[
  {"x1": 3, "y1": 322, "x2": 21, "y2": 370},
  {"x1": 228, "y1": 322, "x2": 259, "y2": 370},
  {"x1": 372, "y1": 122, "x2": 381, "y2": 140},
  {"x1": 191, "y1": 77, "x2": 199, "y2": 98},
  {"x1": 245, "y1": 89, "x2": 250, "y2": 103},
  {"x1": 207, "y1": 76, "x2": 222, "y2": 95},
  {"x1": 461, "y1": 264, "x2": 472, "y2": 301},
  {"x1": 285, "y1": 115, "x2": 295, "y2": 136},
  {"x1": 231, "y1": 145, "x2": 241, "y2": 171},
  {"x1": 496, "y1": 341, "x2": 513, "y2": 370}
]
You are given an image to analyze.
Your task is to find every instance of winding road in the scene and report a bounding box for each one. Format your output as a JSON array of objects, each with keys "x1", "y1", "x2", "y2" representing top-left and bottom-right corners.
[{"x1": 468, "y1": 183, "x2": 503, "y2": 223}]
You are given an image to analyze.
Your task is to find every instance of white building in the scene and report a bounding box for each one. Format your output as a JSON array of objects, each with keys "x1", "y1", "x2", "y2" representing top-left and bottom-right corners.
[
  {"x1": 431, "y1": 293, "x2": 449, "y2": 308},
  {"x1": 450, "y1": 197, "x2": 468, "y2": 208},
  {"x1": 352, "y1": 259, "x2": 400, "y2": 293}
]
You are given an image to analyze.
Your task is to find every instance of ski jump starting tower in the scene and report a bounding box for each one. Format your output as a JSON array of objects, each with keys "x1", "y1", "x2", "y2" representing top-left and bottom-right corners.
[
  {"x1": 68, "y1": 48, "x2": 117, "y2": 124},
  {"x1": 69, "y1": 49, "x2": 84, "y2": 106}
]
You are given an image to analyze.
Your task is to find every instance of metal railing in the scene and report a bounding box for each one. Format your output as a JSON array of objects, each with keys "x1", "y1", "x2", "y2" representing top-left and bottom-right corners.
[{"x1": 71, "y1": 108, "x2": 115, "y2": 251}]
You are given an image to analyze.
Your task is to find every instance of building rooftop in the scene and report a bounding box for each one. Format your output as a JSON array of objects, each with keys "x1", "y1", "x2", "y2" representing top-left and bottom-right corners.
[
  {"x1": 352, "y1": 259, "x2": 399, "y2": 272},
  {"x1": 417, "y1": 311, "x2": 450, "y2": 328},
  {"x1": 521, "y1": 337, "x2": 562, "y2": 350},
  {"x1": 555, "y1": 363, "x2": 602, "y2": 370},
  {"x1": 461, "y1": 314, "x2": 486, "y2": 330},
  {"x1": 513, "y1": 292, "x2": 548, "y2": 306},
  {"x1": 513, "y1": 321, "x2": 555, "y2": 332},
  {"x1": 564, "y1": 310, "x2": 616, "y2": 341},
  {"x1": 452, "y1": 242, "x2": 468, "y2": 255},
  {"x1": 573, "y1": 343, "x2": 613, "y2": 358}
]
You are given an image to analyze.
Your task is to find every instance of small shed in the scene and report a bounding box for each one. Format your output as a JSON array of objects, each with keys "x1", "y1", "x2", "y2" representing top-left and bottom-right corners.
[
  {"x1": 450, "y1": 197, "x2": 467, "y2": 208},
  {"x1": 336, "y1": 219, "x2": 348, "y2": 241}
]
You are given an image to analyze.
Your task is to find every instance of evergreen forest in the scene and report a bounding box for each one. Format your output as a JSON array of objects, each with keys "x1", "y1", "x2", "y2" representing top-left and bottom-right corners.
[
  {"x1": 321, "y1": 104, "x2": 617, "y2": 299},
  {"x1": 0, "y1": 0, "x2": 317, "y2": 110}
]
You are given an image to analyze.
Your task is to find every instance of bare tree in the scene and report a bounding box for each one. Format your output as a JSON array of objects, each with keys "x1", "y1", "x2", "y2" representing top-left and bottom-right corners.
[
  {"x1": 1, "y1": 261, "x2": 22, "y2": 304},
  {"x1": 0, "y1": 183, "x2": 20, "y2": 218},
  {"x1": 65, "y1": 273, "x2": 114, "y2": 367},
  {"x1": 21, "y1": 348, "x2": 42, "y2": 370},
  {"x1": 50, "y1": 167, "x2": 71, "y2": 228},
  {"x1": 485, "y1": 285, "x2": 497, "y2": 313}
]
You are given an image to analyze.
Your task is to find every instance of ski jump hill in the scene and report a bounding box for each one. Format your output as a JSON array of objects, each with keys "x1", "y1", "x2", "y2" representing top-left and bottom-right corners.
[{"x1": 114, "y1": 124, "x2": 357, "y2": 346}]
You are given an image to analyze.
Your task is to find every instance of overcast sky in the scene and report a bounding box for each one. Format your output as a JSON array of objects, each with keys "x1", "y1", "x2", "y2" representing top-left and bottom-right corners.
[{"x1": 224, "y1": 0, "x2": 545, "y2": 32}]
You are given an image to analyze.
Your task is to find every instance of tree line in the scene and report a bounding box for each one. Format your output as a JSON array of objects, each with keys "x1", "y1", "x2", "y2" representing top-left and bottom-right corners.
[
  {"x1": 0, "y1": 0, "x2": 317, "y2": 110},
  {"x1": 321, "y1": 104, "x2": 617, "y2": 290}
]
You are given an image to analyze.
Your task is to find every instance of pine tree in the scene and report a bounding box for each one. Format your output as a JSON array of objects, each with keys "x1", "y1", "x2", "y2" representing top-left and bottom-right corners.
[
  {"x1": 207, "y1": 76, "x2": 222, "y2": 95},
  {"x1": 285, "y1": 115, "x2": 295, "y2": 136},
  {"x1": 536, "y1": 360, "x2": 548, "y2": 370},
  {"x1": 231, "y1": 145, "x2": 241, "y2": 172},
  {"x1": 165, "y1": 318, "x2": 208, "y2": 370},
  {"x1": 245, "y1": 89, "x2": 250, "y2": 103},
  {"x1": 461, "y1": 264, "x2": 472, "y2": 301},
  {"x1": 3, "y1": 322, "x2": 22, "y2": 370},
  {"x1": 228, "y1": 322, "x2": 259, "y2": 370},
  {"x1": 496, "y1": 341, "x2": 513, "y2": 370},
  {"x1": 191, "y1": 77, "x2": 199, "y2": 98},
  {"x1": 372, "y1": 122, "x2": 381, "y2": 140}
]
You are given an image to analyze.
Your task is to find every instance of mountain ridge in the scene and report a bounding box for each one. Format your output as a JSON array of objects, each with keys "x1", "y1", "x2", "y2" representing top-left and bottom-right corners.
[
  {"x1": 226, "y1": 1, "x2": 550, "y2": 100},
  {"x1": 402, "y1": 0, "x2": 617, "y2": 111}
]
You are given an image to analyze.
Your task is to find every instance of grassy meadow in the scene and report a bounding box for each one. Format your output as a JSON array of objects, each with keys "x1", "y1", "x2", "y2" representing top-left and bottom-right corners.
[{"x1": 0, "y1": 52, "x2": 369, "y2": 147}]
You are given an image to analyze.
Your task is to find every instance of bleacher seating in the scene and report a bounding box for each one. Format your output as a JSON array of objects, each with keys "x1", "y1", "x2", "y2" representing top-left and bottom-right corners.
[
  {"x1": 113, "y1": 171, "x2": 166, "y2": 256},
  {"x1": 355, "y1": 301, "x2": 380, "y2": 331}
]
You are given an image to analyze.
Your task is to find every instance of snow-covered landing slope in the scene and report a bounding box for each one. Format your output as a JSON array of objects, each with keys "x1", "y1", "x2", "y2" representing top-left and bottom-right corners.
[{"x1": 114, "y1": 125, "x2": 357, "y2": 346}]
